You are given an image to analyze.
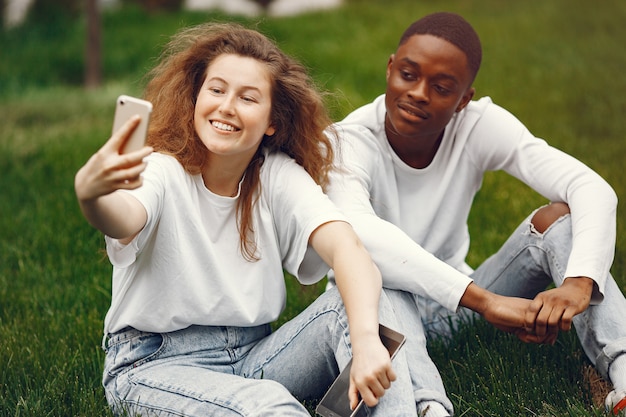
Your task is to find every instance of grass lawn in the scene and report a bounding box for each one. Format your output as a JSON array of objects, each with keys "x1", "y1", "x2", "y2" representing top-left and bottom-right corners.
[{"x1": 1, "y1": 0, "x2": 626, "y2": 415}]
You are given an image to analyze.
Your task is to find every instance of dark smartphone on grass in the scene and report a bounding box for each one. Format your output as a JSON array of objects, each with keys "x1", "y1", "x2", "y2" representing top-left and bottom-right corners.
[{"x1": 315, "y1": 324, "x2": 406, "y2": 417}]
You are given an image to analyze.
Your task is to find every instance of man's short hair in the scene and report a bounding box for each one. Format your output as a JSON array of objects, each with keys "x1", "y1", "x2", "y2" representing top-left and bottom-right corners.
[{"x1": 399, "y1": 12, "x2": 482, "y2": 82}]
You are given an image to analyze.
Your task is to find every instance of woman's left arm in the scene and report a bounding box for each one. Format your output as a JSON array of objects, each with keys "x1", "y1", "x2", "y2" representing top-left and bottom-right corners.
[{"x1": 309, "y1": 220, "x2": 395, "y2": 410}]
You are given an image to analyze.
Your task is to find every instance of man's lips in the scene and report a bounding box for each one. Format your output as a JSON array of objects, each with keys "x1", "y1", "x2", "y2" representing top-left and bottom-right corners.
[{"x1": 398, "y1": 102, "x2": 429, "y2": 120}]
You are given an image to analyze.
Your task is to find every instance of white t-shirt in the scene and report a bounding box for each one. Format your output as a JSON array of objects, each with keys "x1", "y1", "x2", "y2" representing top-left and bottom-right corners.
[
  {"x1": 327, "y1": 94, "x2": 616, "y2": 311},
  {"x1": 104, "y1": 151, "x2": 345, "y2": 334}
]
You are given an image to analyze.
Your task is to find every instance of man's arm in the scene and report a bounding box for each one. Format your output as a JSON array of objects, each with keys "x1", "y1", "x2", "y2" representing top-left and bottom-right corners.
[
  {"x1": 326, "y1": 132, "x2": 534, "y2": 334},
  {"x1": 471, "y1": 103, "x2": 617, "y2": 337},
  {"x1": 473, "y1": 102, "x2": 618, "y2": 302},
  {"x1": 332, "y1": 201, "x2": 551, "y2": 341}
]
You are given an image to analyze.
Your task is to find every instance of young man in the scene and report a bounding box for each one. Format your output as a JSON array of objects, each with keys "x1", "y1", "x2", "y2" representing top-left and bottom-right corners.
[{"x1": 326, "y1": 12, "x2": 626, "y2": 416}]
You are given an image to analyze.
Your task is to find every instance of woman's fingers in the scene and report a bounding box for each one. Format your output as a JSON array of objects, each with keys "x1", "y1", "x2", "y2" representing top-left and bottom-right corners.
[{"x1": 104, "y1": 115, "x2": 141, "y2": 154}]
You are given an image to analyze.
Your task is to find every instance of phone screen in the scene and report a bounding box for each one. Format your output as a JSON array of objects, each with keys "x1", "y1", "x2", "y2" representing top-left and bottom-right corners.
[{"x1": 315, "y1": 324, "x2": 406, "y2": 417}]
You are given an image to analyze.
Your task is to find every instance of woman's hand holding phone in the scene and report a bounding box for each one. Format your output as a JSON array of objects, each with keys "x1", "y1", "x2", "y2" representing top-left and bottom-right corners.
[
  {"x1": 316, "y1": 325, "x2": 405, "y2": 417},
  {"x1": 75, "y1": 115, "x2": 153, "y2": 202},
  {"x1": 74, "y1": 114, "x2": 153, "y2": 241},
  {"x1": 349, "y1": 336, "x2": 396, "y2": 409}
]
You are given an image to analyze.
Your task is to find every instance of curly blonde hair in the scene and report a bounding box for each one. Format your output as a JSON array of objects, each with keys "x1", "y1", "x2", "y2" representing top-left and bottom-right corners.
[{"x1": 142, "y1": 22, "x2": 336, "y2": 260}]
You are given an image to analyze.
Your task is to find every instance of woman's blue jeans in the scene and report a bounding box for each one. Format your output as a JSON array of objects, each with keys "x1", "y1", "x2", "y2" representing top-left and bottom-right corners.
[{"x1": 102, "y1": 287, "x2": 418, "y2": 416}]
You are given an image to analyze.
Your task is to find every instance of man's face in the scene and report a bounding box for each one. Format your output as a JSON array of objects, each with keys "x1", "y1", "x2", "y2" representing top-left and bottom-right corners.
[{"x1": 385, "y1": 34, "x2": 475, "y2": 145}]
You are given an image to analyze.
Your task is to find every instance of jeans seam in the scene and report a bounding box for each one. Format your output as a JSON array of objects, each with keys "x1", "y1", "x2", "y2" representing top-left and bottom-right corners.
[{"x1": 251, "y1": 308, "x2": 347, "y2": 376}]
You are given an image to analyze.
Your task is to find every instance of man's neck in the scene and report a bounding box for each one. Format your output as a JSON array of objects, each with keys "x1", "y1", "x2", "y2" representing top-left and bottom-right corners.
[{"x1": 386, "y1": 129, "x2": 444, "y2": 169}]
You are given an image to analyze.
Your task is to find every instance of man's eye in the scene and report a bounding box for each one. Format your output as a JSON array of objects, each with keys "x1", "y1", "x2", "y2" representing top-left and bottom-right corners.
[{"x1": 434, "y1": 85, "x2": 450, "y2": 95}]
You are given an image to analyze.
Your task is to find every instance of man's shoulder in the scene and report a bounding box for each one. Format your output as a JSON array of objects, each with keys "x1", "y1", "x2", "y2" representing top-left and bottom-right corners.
[
  {"x1": 455, "y1": 96, "x2": 516, "y2": 136},
  {"x1": 332, "y1": 95, "x2": 386, "y2": 150},
  {"x1": 464, "y1": 96, "x2": 493, "y2": 115},
  {"x1": 337, "y1": 95, "x2": 386, "y2": 131}
]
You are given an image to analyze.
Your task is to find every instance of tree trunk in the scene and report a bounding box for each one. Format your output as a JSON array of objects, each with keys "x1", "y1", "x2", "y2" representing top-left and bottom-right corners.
[{"x1": 84, "y1": 0, "x2": 101, "y2": 89}]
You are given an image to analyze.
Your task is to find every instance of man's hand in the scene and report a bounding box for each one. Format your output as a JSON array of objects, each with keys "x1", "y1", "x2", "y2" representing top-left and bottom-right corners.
[
  {"x1": 523, "y1": 277, "x2": 593, "y2": 343},
  {"x1": 461, "y1": 283, "x2": 553, "y2": 344},
  {"x1": 480, "y1": 293, "x2": 555, "y2": 344}
]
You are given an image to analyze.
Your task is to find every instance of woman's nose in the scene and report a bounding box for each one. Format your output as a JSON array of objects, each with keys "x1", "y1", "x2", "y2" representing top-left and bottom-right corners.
[{"x1": 218, "y1": 94, "x2": 236, "y2": 115}]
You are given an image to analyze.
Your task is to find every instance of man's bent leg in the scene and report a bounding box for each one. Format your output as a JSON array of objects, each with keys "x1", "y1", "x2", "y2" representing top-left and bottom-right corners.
[{"x1": 472, "y1": 205, "x2": 626, "y2": 396}]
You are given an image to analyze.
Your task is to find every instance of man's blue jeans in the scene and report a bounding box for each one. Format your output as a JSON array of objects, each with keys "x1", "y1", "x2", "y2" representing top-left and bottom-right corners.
[{"x1": 417, "y1": 210, "x2": 626, "y2": 385}]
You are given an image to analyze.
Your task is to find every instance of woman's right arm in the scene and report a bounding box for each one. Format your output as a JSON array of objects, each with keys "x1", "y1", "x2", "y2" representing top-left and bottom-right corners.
[
  {"x1": 74, "y1": 116, "x2": 152, "y2": 242},
  {"x1": 309, "y1": 220, "x2": 394, "y2": 410}
]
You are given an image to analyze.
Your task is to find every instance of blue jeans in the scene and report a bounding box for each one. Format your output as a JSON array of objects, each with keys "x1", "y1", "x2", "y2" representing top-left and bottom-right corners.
[
  {"x1": 102, "y1": 287, "x2": 418, "y2": 416},
  {"x1": 417, "y1": 210, "x2": 626, "y2": 382},
  {"x1": 384, "y1": 290, "x2": 455, "y2": 415}
]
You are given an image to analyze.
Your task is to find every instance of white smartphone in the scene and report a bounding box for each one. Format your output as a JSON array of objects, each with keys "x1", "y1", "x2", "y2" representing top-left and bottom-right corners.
[
  {"x1": 112, "y1": 95, "x2": 152, "y2": 154},
  {"x1": 315, "y1": 324, "x2": 406, "y2": 417}
]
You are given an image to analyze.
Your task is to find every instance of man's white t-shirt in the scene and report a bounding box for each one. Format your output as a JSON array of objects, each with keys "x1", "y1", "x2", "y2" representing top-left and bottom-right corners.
[{"x1": 327, "y1": 95, "x2": 616, "y2": 311}]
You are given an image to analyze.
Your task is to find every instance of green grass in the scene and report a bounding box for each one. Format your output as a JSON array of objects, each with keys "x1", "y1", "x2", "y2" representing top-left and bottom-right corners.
[{"x1": 1, "y1": 0, "x2": 626, "y2": 415}]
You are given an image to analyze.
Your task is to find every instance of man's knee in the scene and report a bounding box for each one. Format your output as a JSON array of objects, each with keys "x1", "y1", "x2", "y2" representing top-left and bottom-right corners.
[{"x1": 530, "y1": 202, "x2": 570, "y2": 233}]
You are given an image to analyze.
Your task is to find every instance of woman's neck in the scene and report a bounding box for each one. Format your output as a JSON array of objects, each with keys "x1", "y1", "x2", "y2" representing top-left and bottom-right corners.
[{"x1": 202, "y1": 154, "x2": 249, "y2": 197}]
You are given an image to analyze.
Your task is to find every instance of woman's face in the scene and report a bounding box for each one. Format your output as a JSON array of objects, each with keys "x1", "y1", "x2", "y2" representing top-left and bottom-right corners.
[{"x1": 194, "y1": 54, "x2": 275, "y2": 161}]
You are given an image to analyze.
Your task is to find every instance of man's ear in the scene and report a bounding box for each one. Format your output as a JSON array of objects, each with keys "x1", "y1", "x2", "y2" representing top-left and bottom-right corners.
[
  {"x1": 456, "y1": 87, "x2": 475, "y2": 112},
  {"x1": 386, "y1": 54, "x2": 395, "y2": 82}
]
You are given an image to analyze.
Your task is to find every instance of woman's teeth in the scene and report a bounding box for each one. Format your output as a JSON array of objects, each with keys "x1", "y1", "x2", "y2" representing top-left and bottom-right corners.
[{"x1": 212, "y1": 121, "x2": 237, "y2": 131}]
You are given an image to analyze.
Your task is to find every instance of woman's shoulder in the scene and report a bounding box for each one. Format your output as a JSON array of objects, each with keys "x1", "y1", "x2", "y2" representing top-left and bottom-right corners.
[
  {"x1": 261, "y1": 150, "x2": 300, "y2": 171},
  {"x1": 138, "y1": 153, "x2": 191, "y2": 190},
  {"x1": 146, "y1": 152, "x2": 180, "y2": 166},
  {"x1": 144, "y1": 152, "x2": 187, "y2": 174},
  {"x1": 260, "y1": 150, "x2": 317, "y2": 192}
]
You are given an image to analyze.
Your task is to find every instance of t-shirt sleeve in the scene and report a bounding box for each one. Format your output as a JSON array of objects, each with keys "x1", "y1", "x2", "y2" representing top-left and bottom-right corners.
[
  {"x1": 263, "y1": 153, "x2": 347, "y2": 284},
  {"x1": 104, "y1": 154, "x2": 166, "y2": 268},
  {"x1": 468, "y1": 101, "x2": 617, "y2": 302}
]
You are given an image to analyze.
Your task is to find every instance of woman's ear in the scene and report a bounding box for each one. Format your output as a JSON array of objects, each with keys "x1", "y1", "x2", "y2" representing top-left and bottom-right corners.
[{"x1": 265, "y1": 125, "x2": 276, "y2": 137}]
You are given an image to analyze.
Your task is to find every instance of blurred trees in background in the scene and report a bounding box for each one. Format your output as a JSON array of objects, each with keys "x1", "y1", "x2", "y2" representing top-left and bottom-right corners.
[
  {"x1": 85, "y1": 0, "x2": 101, "y2": 89},
  {"x1": 0, "y1": 0, "x2": 4, "y2": 30},
  {"x1": 2, "y1": 0, "x2": 185, "y2": 90},
  {"x1": 27, "y1": 0, "x2": 82, "y2": 23},
  {"x1": 0, "y1": 0, "x2": 281, "y2": 93},
  {"x1": 125, "y1": 0, "x2": 183, "y2": 12}
]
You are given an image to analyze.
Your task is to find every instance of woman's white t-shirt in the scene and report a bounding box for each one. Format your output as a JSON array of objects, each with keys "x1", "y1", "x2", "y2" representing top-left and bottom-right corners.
[{"x1": 104, "y1": 151, "x2": 345, "y2": 334}]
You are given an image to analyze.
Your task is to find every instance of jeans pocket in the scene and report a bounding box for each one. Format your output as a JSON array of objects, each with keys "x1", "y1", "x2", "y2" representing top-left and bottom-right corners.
[{"x1": 104, "y1": 330, "x2": 166, "y2": 383}]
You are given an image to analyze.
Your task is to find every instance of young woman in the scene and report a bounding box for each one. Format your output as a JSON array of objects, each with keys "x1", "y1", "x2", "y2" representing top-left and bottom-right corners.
[{"x1": 75, "y1": 23, "x2": 416, "y2": 416}]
